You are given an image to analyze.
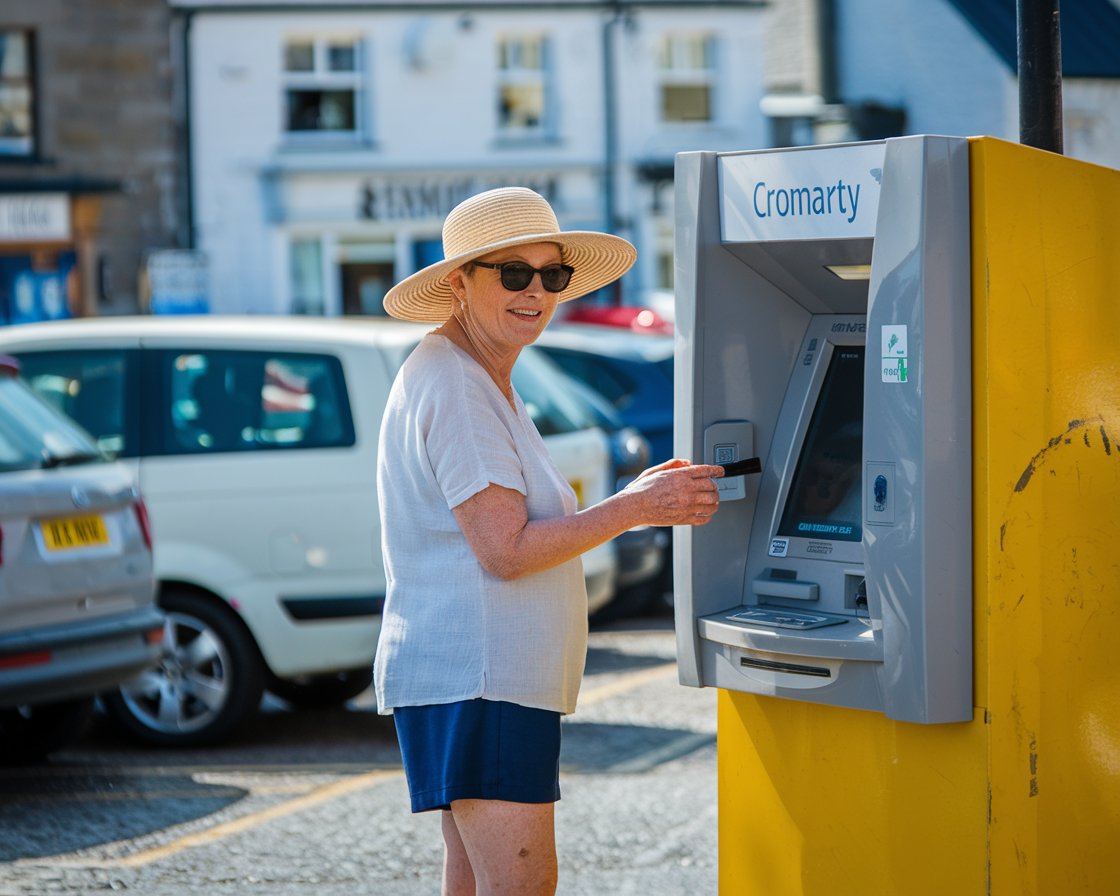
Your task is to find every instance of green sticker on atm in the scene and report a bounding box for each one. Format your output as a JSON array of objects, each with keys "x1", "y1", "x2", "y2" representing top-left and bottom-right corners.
[{"x1": 882, "y1": 324, "x2": 909, "y2": 383}]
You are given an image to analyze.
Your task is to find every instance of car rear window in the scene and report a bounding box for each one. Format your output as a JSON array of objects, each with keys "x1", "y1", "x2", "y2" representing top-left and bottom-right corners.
[
  {"x1": 512, "y1": 347, "x2": 595, "y2": 437},
  {"x1": 536, "y1": 347, "x2": 638, "y2": 412},
  {"x1": 161, "y1": 349, "x2": 356, "y2": 455},
  {"x1": 0, "y1": 374, "x2": 104, "y2": 473}
]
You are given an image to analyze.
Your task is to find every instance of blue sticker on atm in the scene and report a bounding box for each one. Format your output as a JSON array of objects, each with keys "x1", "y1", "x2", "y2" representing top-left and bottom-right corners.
[{"x1": 768, "y1": 537, "x2": 789, "y2": 557}]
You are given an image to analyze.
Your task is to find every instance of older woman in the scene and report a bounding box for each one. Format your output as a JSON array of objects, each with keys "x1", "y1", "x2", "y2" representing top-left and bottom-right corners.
[{"x1": 374, "y1": 187, "x2": 721, "y2": 896}]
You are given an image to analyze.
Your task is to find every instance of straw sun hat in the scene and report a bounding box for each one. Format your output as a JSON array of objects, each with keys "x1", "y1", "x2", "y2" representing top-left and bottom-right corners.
[{"x1": 383, "y1": 187, "x2": 637, "y2": 323}]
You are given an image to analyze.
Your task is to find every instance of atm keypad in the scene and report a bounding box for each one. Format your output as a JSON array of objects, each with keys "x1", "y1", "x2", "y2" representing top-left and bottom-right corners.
[{"x1": 729, "y1": 608, "x2": 847, "y2": 630}]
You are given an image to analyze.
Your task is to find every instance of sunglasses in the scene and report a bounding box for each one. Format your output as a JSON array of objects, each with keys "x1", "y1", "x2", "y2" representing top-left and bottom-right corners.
[{"x1": 472, "y1": 260, "x2": 575, "y2": 293}]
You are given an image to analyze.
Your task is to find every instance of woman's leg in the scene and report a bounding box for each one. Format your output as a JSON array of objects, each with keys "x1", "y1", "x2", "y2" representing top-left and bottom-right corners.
[
  {"x1": 449, "y1": 799, "x2": 558, "y2": 895},
  {"x1": 441, "y1": 809, "x2": 476, "y2": 896}
]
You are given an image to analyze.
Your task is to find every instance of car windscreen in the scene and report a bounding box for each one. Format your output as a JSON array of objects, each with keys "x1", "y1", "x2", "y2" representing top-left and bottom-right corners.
[
  {"x1": 512, "y1": 347, "x2": 596, "y2": 437},
  {"x1": 0, "y1": 375, "x2": 105, "y2": 472}
]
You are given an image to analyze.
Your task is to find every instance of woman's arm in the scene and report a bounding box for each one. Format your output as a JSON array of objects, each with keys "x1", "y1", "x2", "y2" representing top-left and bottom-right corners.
[{"x1": 452, "y1": 458, "x2": 723, "y2": 581}]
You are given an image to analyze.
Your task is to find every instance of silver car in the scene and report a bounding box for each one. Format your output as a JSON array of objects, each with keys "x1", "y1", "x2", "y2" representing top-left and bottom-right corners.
[{"x1": 0, "y1": 356, "x2": 161, "y2": 764}]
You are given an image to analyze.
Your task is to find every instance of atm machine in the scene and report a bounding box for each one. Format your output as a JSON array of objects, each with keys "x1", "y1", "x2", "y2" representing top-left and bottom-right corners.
[{"x1": 675, "y1": 136, "x2": 1120, "y2": 894}]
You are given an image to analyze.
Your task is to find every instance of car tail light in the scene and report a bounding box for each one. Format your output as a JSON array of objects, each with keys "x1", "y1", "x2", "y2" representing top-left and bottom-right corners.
[
  {"x1": 133, "y1": 499, "x2": 153, "y2": 550},
  {"x1": 0, "y1": 650, "x2": 51, "y2": 670}
]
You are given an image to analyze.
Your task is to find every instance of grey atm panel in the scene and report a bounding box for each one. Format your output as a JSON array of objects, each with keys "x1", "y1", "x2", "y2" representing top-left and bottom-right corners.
[{"x1": 674, "y1": 136, "x2": 973, "y2": 724}]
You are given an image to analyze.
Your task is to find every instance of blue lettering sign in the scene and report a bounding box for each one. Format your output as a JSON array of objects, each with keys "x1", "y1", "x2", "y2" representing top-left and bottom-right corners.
[
  {"x1": 753, "y1": 179, "x2": 862, "y2": 224},
  {"x1": 798, "y1": 522, "x2": 846, "y2": 535}
]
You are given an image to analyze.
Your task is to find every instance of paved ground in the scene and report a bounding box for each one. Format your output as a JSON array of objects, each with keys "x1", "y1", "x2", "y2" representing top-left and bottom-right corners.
[{"x1": 0, "y1": 616, "x2": 719, "y2": 895}]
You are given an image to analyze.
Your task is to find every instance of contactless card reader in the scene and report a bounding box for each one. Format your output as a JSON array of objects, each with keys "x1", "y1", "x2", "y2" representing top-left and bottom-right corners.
[{"x1": 704, "y1": 421, "x2": 754, "y2": 501}]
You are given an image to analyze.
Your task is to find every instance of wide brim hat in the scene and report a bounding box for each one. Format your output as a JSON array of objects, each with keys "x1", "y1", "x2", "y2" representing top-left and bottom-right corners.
[{"x1": 383, "y1": 187, "x2": 637, "y2": 323}]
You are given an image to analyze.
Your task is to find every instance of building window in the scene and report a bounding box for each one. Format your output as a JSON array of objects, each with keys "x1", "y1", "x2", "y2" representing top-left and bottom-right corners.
[
  {"x1": 497, "y1": 34, "x2": 551, "y2": 137},
  {"x1": 282, "y1": 36, "x2": 364, "y2": 139},
  {"x1": 289, "y1": 239, "x2": 325, "y2": 315},
  {"x1": 0, "y1": 29, "x2": 35, "y2": 157},
  {"x1": 657, "y1": 33, "x2": 715, "y2": 123},
  {"x1": 656, "y1": 223, "x2": 674, "y2": 291}
]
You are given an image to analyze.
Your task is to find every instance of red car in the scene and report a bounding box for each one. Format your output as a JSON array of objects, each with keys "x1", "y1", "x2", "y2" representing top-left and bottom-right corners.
[{"x1": 561, "y1": 305, "x2": 673, "y2": 335}]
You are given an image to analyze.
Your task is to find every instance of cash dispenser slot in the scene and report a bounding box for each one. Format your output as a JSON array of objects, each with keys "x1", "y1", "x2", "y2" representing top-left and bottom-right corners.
[
  {"x1": 752, "y1": 568, "x2": 819, "y2": 602},
  {"x1": 739, "y1": 655, "x2": 832, "y2": 678}
]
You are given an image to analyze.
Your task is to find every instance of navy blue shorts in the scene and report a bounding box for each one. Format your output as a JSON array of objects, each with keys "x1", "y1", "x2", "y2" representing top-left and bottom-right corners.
[{"x1": 393, "y1": 699, "x2": 562, "y2": 813}]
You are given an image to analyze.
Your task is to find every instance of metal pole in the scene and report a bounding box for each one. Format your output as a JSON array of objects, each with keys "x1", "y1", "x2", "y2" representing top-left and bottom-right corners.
[
  {"x1": 601, "y1": 6, "x2": 622, "y2": 304},
  {"x1": 602, "y1": 10, "x2": 617, "y2": 235},
  {"x1": 816, "y1": 0, "x2": 838, "y2": 105},
  {"x1": 1017, "y1": 0, "x2": 1063, "y2": 153}
]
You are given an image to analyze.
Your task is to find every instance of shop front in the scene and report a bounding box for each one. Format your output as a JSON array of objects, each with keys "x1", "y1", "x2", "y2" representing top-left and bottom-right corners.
[
  {"x1": 274, "y1": 166, "x2": 606, "y2": 318},
  {"x1": 0, "y1": 185, "x2": 114, "y2": 326}
]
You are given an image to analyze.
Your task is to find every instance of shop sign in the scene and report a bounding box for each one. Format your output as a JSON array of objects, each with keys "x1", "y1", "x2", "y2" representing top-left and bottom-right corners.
[
  {"x1": 0, "y1": 193, "x2": 71, "y2": 242},
  {"x1": 146, "y1": 249, "x2": 210, "y2": 315},
  {"x1": 359, "y1": 175, "x2": 558, "y2": 222},
  {"x1": 718, "y1": 142, "x2": 885, "y2": 242}
]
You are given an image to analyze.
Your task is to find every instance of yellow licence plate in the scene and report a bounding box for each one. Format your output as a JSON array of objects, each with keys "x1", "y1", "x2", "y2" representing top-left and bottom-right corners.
[{"x1": 41, "y1": 514, "x2": 110, "y2": 551}]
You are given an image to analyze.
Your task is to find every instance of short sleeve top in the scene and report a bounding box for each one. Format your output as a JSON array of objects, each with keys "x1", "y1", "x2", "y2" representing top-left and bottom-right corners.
[{"x1": 373, "y1": 334, "x2": 589, "y2": 715}]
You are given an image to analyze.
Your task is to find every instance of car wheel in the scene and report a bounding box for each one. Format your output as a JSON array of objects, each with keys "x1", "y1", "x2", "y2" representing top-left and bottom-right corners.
[
  {"x1": 0, "y1": 698, "x2": 93, "y2": 765},
  {"x1": 267, "y1": 667, "x2": 373, "y2": 708},
  {"x1": 102, "y1": 589, "x2": 264, "y2": 747}
]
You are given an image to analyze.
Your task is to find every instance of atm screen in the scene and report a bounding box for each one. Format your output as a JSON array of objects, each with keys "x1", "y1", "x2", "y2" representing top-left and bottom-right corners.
[{"x1": 776, "y1": 345, "x2": 865, "y2": 542}]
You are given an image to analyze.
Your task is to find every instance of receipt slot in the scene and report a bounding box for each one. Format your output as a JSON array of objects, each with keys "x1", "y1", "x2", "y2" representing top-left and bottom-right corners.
[{"x1": 676, "y1": 137, "x2": 1120, "y2": 894}]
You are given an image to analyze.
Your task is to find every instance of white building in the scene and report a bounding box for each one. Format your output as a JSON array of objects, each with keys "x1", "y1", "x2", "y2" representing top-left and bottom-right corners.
[
  {"x1": 762, "y1": 0, "x2": 1120, "y2": 167},
  {"x1": 170, "y1": 0, "x2": 768, "y2": 316},
  {"x1": 171, "y1": 0, "x2": 1120, "y2": 318}
]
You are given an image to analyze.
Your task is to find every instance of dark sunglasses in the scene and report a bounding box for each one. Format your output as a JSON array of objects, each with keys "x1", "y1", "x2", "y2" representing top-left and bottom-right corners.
[{"x1": 472, "y1": 260, "x2": 575, "y2": 293}]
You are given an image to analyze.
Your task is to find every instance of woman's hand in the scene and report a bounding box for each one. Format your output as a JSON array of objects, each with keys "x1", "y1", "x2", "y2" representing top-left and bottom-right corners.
[
  {"x1": 619, "y1": 458, "x2": 724, "y2": 527},
  {"x1": 453, "y1": 459, "x2": 723, "y2": 580}
]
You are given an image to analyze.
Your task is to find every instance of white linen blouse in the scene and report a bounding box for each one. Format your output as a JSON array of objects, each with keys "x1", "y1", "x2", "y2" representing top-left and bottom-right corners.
[{"x1": 373, "y1": 334, "x2": 589, "y2": 715}]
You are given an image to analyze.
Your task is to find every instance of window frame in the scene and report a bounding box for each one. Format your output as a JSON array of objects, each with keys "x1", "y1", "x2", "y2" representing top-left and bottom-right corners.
[
  {"x1": 289, "y1": 236, "x2": 327, "y2": 315},
  {"x1": 495, "y1": 32, "x2": 554, "y2": 141},
  {"x1": 654, "y1": 218, "x2": 675, "y2": 291},
  {"x1": 656, "y1": 32, "x2": 717, "y2": 125},
  {"x1": 280, "y1": 34, "x2": 366, "y2": 144},
  {"x1": 0, "y1": 27, "x2": 38, "y2": 159}
]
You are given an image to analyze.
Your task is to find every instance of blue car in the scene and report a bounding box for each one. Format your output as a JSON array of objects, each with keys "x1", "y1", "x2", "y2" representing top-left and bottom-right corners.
[
  {"x1": 536, "y1": 325, "x2": 676, "y2": 614},
  {"x1": 527, "y1": 347, "x2": 668, "y2": 621},
  {"x1": 535, "y1": 325, "x2": 675, "y2": 466}
]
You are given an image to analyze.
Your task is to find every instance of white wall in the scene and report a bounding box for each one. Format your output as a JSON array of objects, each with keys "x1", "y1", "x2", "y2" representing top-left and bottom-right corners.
[
  {"x1": 187, "y1": 5, "x2": 768, "y2": 314},
  {"x1": 835, "y1": 0, "x2": 1120, "y2": 168},
  {"x1": 185, "y1": 1, "x2": 1118, "y2": 315},
  {"x1": 836, "y1": 0, "x2": 1013, "y2": 139},
  {"x1": 1065, "y1": 80, "x2": 1120, "y2": 168}
]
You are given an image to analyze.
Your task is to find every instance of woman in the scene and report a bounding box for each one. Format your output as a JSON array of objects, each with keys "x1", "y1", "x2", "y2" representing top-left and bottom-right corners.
[{"x1": 374, "y1": 187, "x2": 722, "y2": 895}]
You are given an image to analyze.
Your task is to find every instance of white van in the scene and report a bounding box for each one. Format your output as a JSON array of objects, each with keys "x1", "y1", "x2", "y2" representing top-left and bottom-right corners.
[{"x1": 0, "y1": 316, "x2": 615, "y2": 746}]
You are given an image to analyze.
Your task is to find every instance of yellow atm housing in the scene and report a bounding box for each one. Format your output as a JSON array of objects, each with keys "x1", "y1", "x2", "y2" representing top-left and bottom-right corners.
[{"x1": 674, "y1": 136, "x2": 1120, "y2": 894}]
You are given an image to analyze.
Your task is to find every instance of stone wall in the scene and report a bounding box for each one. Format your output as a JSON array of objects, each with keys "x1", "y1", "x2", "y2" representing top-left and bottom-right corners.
[{"x1": 2, "y1": 0, "x2": 186, "y2": 313}]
